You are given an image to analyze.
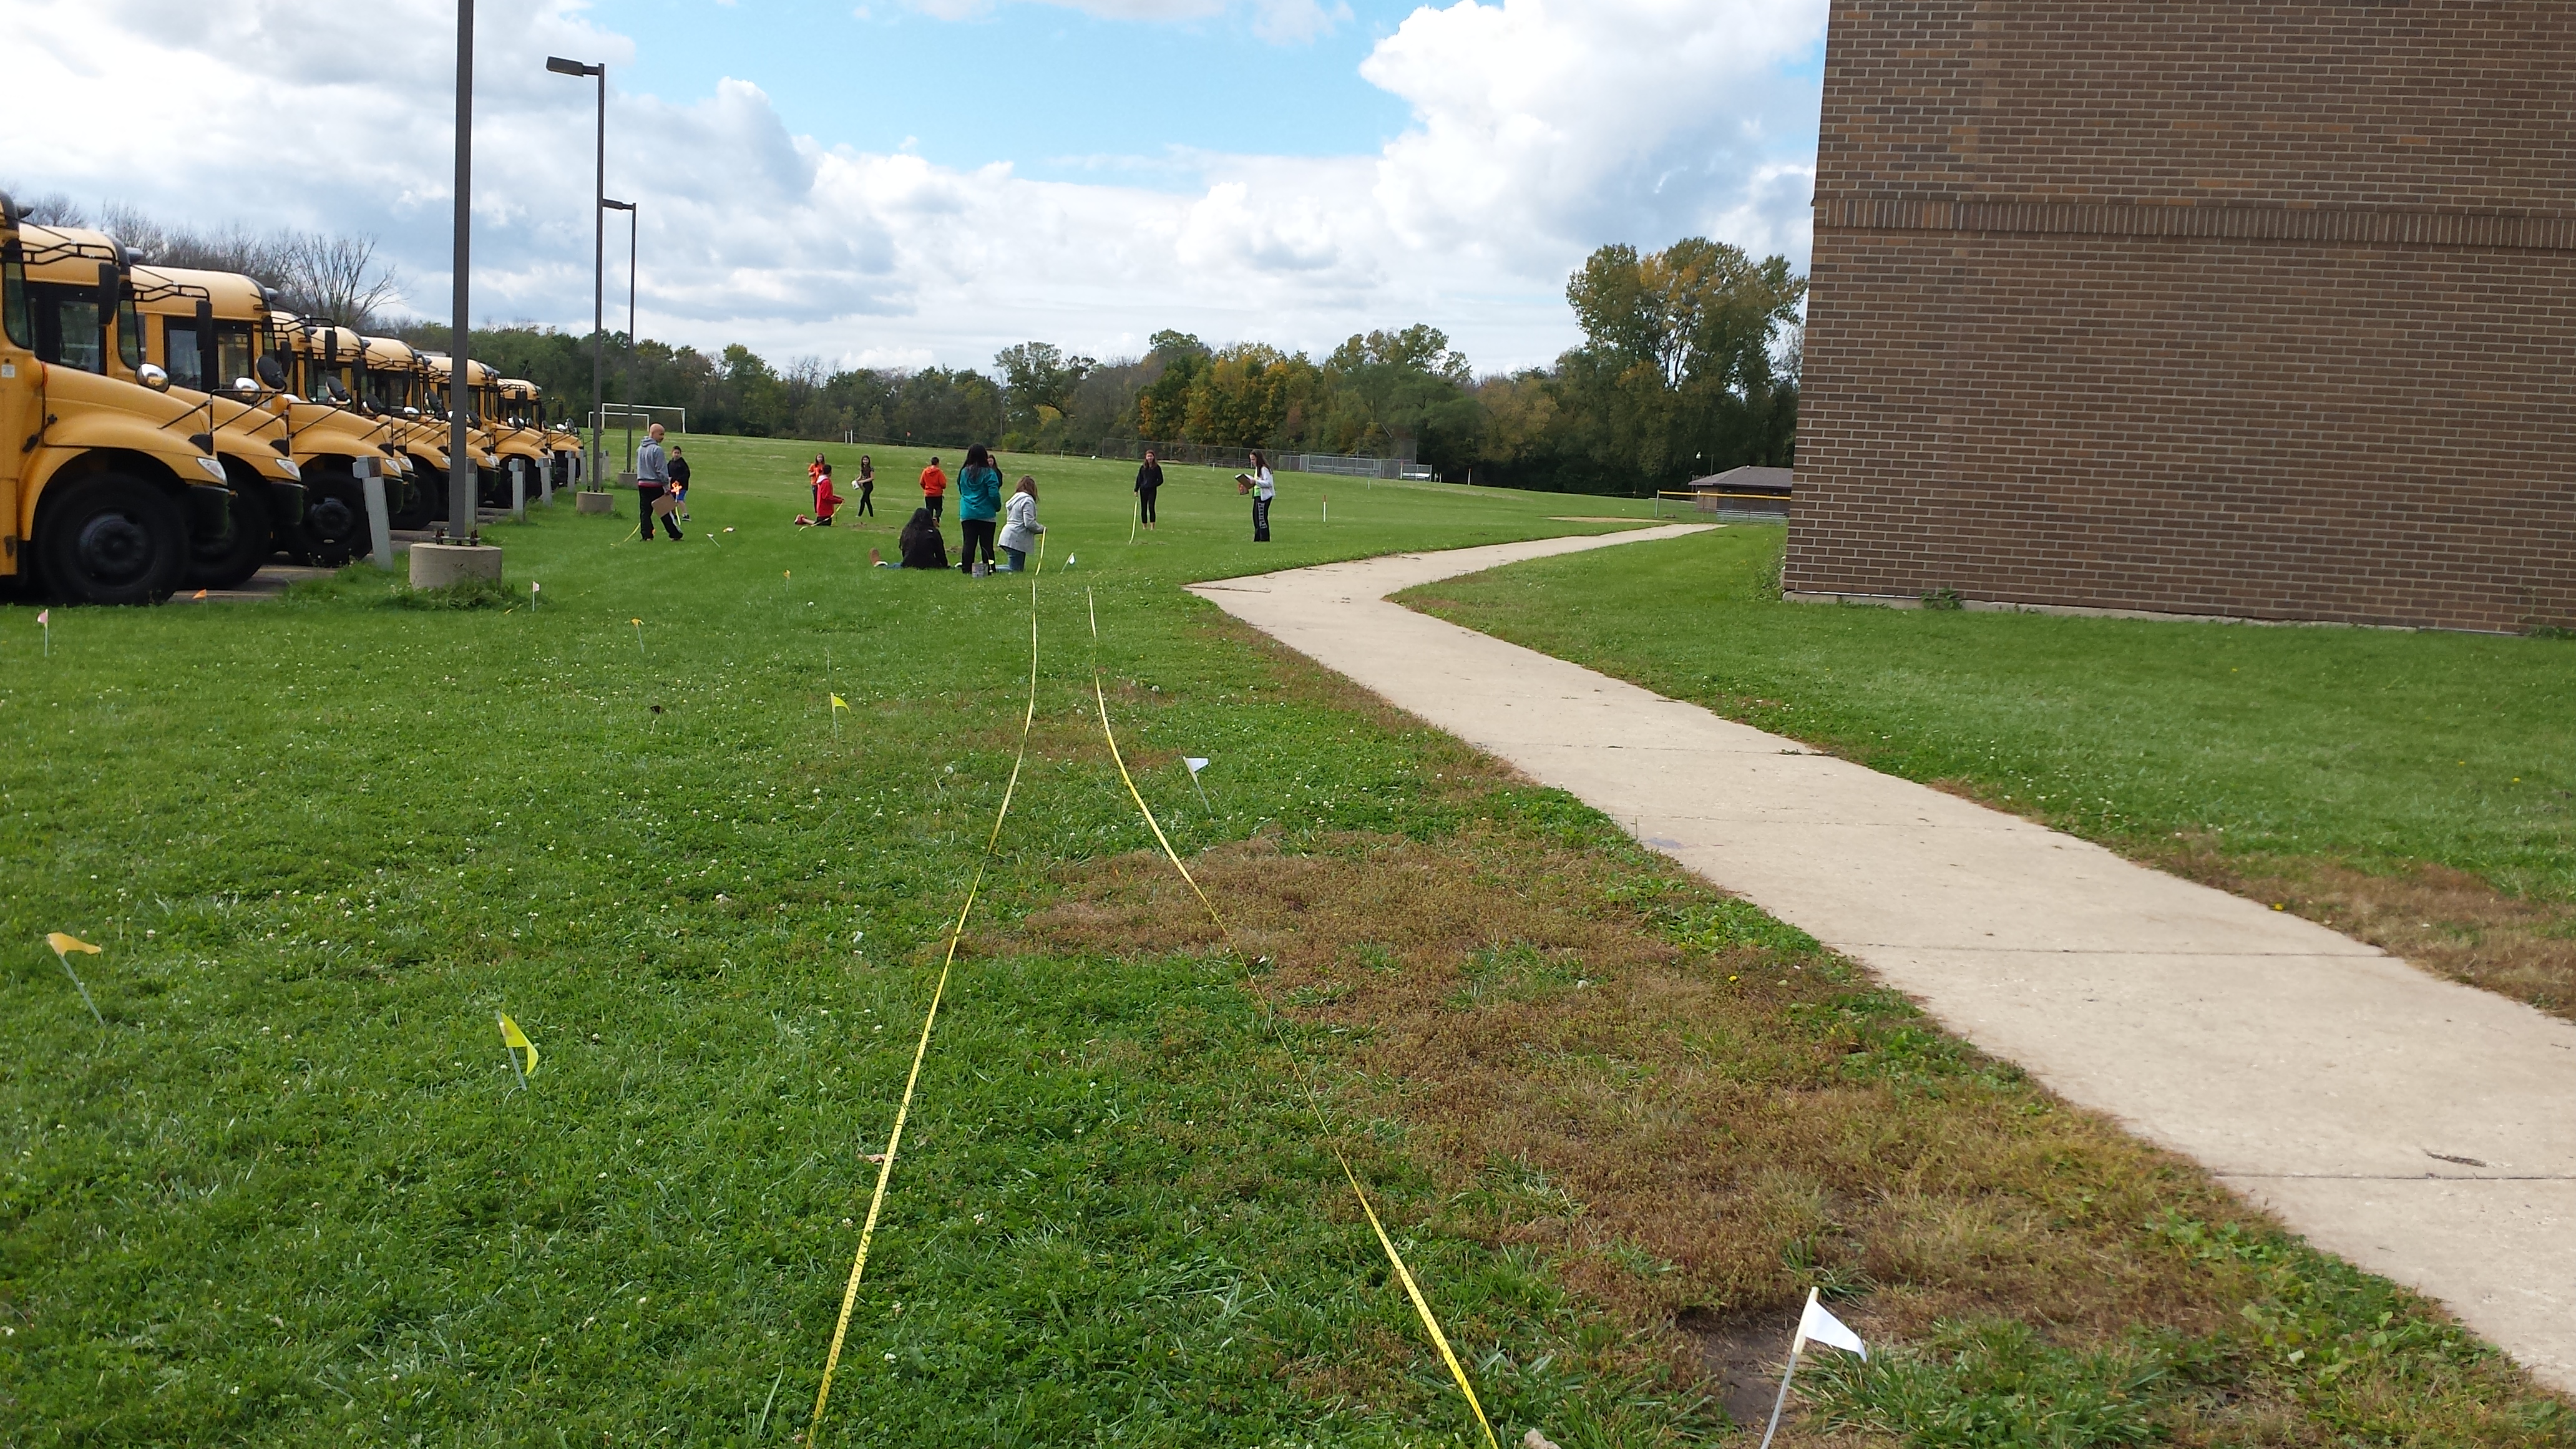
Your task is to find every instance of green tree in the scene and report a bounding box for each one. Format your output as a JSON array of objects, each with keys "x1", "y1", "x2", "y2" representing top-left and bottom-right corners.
[
  {"x1": 1136, "y1": 331, "x2": 1210, "y2": 442},
  {"x1": 993, "y1": 341, "x2": 1096, "y2": 435},
  {"x1": 1551, "y1": 237, "x2": 1804, "y2": 491}
]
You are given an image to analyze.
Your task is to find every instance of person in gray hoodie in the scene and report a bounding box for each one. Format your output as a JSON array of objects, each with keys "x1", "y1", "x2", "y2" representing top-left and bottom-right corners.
[{"x1": 997, "y1": 475, "x2": 1044, "y2": 571}]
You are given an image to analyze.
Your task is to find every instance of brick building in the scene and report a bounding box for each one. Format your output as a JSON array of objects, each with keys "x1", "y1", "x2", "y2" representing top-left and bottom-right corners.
[{"x1": 1787, "y1": 2, "x2": 2576, "y2": 632}]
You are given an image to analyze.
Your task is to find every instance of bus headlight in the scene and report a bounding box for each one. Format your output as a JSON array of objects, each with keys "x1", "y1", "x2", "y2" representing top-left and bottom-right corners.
[
  {"x1": 193, "y1": 456, "x2": 229, "y2": 482},
  {"x1": 271, "y1": 457, "x2": 303, "y2": 481}
]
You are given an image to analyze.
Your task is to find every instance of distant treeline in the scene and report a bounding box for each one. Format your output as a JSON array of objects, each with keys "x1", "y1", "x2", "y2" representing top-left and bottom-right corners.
[
  {"x1": 409, "y1": 238, "x2": 1802, "y2": 496},
  {"x1": 12, "y1": 182, "x2": 1800, "y2": 494}
]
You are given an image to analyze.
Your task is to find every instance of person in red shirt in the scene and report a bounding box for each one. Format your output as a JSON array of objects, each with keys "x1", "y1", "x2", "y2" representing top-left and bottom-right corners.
[
  {"x1": 811, "y1": 461, "x2": 842, "y2": 526},
  {"x1": 920, "y1": 456, "x2": 949, "y2": 521}
]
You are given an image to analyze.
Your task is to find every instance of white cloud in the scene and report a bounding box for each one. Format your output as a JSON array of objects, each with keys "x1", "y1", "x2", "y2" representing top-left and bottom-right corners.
[
  {"x1": 7, "y1": 0, "x2": 1822, "y2": 374},
  {"x1": 892, "y1": 0, "x2": 1349, "y2": 42}
]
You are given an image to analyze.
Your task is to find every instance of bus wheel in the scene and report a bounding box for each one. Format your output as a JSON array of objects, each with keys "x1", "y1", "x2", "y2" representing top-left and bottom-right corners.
[
  {"x1": 183, "y1": 479, "x2": 274, "y2": 591},
  {"x1": 296, "y1": 475, "x2": 369, "y2": 567},
  {"x1": 36, "y1": 474, "x2": 188, "y2": 605},
  {"x1": 391, "y1": 467, "x2": 442, "y2": 531}
]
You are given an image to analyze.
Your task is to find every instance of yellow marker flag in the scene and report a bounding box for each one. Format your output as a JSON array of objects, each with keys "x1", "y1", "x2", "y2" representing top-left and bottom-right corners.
[
  {"x1": 497, "y1": 1012, "x2": 538, "y2": 1083},
  {"x1": 46, "y1": 933, "x2": 106, "y2": 1028},
  {"x1": 829, "y1": 695, "x2": 849, "y2": 711}
]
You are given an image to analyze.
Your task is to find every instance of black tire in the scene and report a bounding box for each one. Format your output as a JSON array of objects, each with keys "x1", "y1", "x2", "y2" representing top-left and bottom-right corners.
[
  {"x1": 35, "y1": 473, "x2": 188, "y2": 605},
  {"x1": 294, "y1": 471, "x2": 369, "y2": 568},
  {"x1": 390, "y1": 463, "x2": 442, "y2": 531},
  {"x1": 182, "y1": 475, "x2": 274, "y2": 591}
]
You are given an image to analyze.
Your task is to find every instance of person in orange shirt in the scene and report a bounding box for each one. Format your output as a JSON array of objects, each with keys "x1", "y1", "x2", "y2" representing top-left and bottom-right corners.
[{"x1": 920, "y1": 456, "x2": 948, "y2": 521}]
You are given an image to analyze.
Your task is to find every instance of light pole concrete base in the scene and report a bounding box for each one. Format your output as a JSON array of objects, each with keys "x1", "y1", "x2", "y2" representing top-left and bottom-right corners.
[
  {"x1": 409, "y1": 542, "x2": 503, "y2": 588},
  {"x1": 575, "y1": 491, "x2": 615, "y2": 515}
]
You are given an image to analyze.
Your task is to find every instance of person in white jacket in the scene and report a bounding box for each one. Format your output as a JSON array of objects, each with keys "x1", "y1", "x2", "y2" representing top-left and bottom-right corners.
[
  {"x1": 997, "y1": 474, "x2": 1045, "y2": 572},
  {"x1": 1247, "y1": 450, "x2": 1275, "y2": 542}
]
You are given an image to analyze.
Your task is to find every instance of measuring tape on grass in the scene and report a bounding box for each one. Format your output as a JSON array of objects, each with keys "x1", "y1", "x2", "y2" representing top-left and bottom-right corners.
[
  {"x1": 1083, "y1": 587, "x2": 1501, "y2": 1449},
  {"x1": 810, "y1": 539, "x2": 1046, "y2": 1437}
]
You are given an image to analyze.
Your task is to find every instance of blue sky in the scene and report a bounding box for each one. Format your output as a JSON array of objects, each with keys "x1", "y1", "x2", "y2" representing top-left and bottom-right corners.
[{"x1": 595, "y1": 0, "x2": 1428, "y2": 184}]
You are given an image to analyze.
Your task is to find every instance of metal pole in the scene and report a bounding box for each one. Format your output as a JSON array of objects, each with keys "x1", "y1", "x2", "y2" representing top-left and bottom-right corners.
[
  {"x1": 592, "y1": 68, "x2": 605, "y2": 491},
  {"x1": 1756, "y1": 1346, "x2": 1802, "y2": 1449},
  {"x1": 449, "y1": 0, "x2": 475, "y2": 542},
  {"x1": 625, "y1": 203, "x2": 637, "y2": 475}
]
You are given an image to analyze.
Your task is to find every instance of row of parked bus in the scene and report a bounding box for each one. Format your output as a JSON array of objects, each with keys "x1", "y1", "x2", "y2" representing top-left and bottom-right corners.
[{"x1": 0, "y1": 190, "x2": 586, "y2": 603}]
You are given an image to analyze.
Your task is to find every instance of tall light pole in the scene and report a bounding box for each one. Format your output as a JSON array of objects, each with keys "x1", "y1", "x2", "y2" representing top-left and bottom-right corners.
[
  {"x1": 449, "y1": 0, "x2": 476, "y2": 541},
  {"x1": 545, "y1": 54, "x2": 606, "y2": 488},
  {"x1": 603, "y1": 198, "x2": 637, "y2": 477}
]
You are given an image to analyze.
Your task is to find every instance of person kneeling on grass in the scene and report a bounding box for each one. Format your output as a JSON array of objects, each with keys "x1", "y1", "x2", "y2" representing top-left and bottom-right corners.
[
  {"x1": 897, "y1": 507, "x2": 949, "y2": 569},
  {"x1": 798, "y1": 461, "x2": 842, "y2": 527},
  {"x1": 997, "y1": 475, "x2": 1043, "y2": 571}
]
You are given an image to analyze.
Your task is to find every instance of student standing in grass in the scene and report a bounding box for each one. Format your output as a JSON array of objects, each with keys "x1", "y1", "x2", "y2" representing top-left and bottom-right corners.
[
  {"x1": 1247, "y1": 449, "x2": 1275, "y2": 542},
  {"x1": 998, "y1": 475, "x2": 1044, "y2": 571},
  {"x1": 667, "y1": 446, "x2": 692, "y2": 520},
  {"x1": 954, "y1": 444, "x2": 1003, "y2": 575},
  {"x1": 1134, "y1": 449, "x2": 1163, "y2": 531},
  {"x1": 920, "y1": 456, "x2": 948, "y2": 520},
  {"x1": 854, "y1": 456, "x2": 876, "y2": 517},
  {"x1": 636, "y1": 423, "x2": 683, "y2": 542}
]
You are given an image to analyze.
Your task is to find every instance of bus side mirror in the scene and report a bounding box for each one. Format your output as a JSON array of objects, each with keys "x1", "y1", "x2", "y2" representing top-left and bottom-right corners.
[
  {"x1": 137, "y1": 363, "x2": 172, "y2": 393},
  {"x1": 255, "y1": 354, "x2": 288, "y2": 389}
]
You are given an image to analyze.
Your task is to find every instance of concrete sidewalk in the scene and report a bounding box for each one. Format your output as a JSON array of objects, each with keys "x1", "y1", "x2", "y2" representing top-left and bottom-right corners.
[{"x1": 1188, "y1": 525, "x2": 2576, "y2": 1393}]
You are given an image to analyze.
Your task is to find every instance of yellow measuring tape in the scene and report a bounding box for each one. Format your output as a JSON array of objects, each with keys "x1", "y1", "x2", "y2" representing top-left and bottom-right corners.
[
  {"x1": 1083, "y1": 587, "x2": 1501, "y2": 1449},
  {"x1": 810, "y1": 539, "x2": 1046, "y2": 1438}
]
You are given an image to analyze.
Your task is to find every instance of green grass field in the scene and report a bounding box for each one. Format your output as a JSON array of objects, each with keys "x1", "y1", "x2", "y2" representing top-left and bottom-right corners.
[
  {"x1": 1407, "y1": 525, "x2": 2576, "y2": 897},
  {"x1": 1403, "y1": 525, "x2": 2576, "y2": 1016},
  {"x1": 3, "y1": 450, "x2": 2565, "y2": 1447}
]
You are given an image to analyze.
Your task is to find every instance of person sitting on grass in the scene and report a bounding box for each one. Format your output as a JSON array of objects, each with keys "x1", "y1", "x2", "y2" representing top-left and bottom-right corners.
[
  {"x1": 897, "y1": 506, "x2": 949, "y2": 569},
  {"x1": 997, "y1": 475, "x2": 1043, "y2": 572}
]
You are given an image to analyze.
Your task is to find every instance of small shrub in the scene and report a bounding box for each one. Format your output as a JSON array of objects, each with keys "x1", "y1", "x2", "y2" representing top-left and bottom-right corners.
[
  {"x1": 1750, "y1": 539, "x2": 1786, "y2": 602},
  {"x1": 1921, "y1": 587, "x2": 1966, "y2": 611},
  {"x1": 388, "y1": 573, "x2": 519, "y2": 610}
]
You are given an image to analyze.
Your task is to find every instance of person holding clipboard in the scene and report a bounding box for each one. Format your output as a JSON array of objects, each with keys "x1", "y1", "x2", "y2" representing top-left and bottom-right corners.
[{"x1": 1238, "y1": 451, "x2": 1275, "y2": 542}]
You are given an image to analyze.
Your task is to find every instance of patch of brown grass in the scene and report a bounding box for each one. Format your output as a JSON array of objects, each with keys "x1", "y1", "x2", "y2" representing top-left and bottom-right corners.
[
  {"x1": 1016, "y1": 813, "x2": 2572, "y2": 1443},
  {"x1": 2155, "y1": 841, "x2": 2576, "y2": 1022},
  {"x1": 1018, "y1": 826, "x2": 2278, "y2": 1382}
]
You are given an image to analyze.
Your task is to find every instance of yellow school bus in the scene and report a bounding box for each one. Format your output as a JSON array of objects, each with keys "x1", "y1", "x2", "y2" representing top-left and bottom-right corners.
[
  {"x1": 363, "y1": 338, "x2": 497, "y2": 530},
  {"x1": 129, "y1": 264, "x2": 416, "y2": 573},
  {"x1": 266, "y1": 313, "x2": 420, "y2": 565},
  {"x1": 21, "y1": 225, "x2": 308, "y2": 590},
  {"x1": 0, "y1": 193, "x2": 240, "y2": 603},
  {"x1": 498, "y1": 378, "x2": 582, "y2": 492}
]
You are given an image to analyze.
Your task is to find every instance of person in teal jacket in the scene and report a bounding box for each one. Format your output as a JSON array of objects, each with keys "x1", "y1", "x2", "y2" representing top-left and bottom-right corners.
[{"x1": 954, "y1": 444, "x2": 1003, "y2": 575}]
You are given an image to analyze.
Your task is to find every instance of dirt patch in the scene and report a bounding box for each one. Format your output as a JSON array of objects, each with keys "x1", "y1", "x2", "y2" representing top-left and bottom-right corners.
[{"x1": 1677, "y1": 1299, "x2": 1806, "y2": 1428}]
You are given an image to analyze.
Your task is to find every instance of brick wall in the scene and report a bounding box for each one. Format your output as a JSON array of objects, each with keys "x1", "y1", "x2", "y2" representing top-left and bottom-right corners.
[{"x1": 1788, "y1": 1, "x2": 2576, "y2": 631}]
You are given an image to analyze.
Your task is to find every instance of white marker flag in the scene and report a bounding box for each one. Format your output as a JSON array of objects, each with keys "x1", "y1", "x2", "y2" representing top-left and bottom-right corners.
[
  {"x1": 1760, "y1": 1288, "x2": 1868, "y2": 1449},
  {"x1": 1793, "y1": 1289, "x2": 1866, "y2": 1359},
  {"x1": 1184, "y1": 758, "x2": 1209, "y2": 776}
]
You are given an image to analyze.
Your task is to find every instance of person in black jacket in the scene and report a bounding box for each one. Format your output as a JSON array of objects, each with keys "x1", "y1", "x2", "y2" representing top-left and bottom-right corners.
[
  {"x1": 1134, "y1": 449, "x2": 1164, "y2": 531},
  {"x1": 897, "y1": 507, "x2": 949, "y2": 569},
  {"x1": 667, "y1": 446, "x2": 693, "y2": 520}
]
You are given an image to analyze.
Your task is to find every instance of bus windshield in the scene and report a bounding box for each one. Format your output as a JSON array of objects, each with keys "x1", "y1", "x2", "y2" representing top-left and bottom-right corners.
[{"x1": 26, "y1": 283, "x2": 105, "y2": 373}]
